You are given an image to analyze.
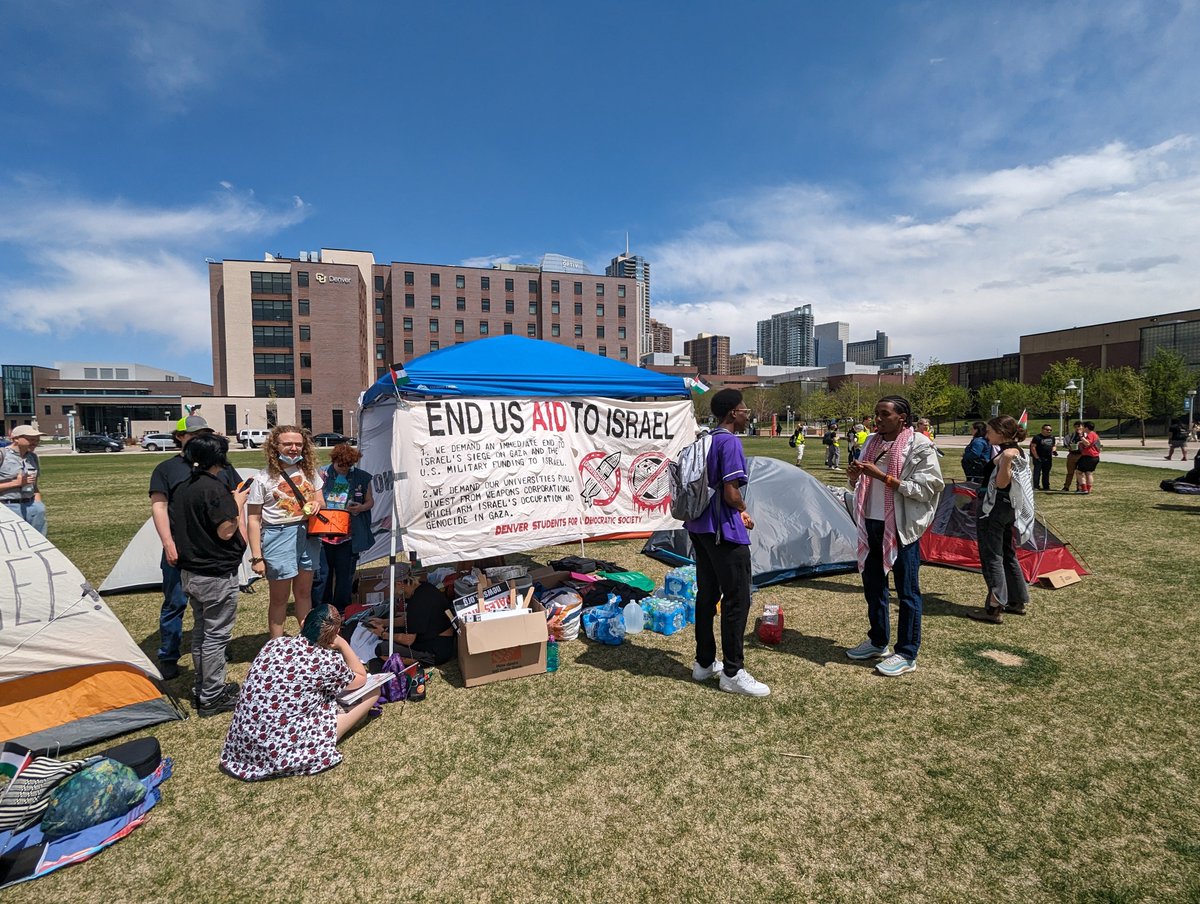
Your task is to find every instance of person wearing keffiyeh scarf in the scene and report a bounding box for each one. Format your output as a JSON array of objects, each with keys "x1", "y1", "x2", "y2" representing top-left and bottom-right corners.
[
  {"x1": 969, "y1": 415, "x2": 1036, "y2": 624},
  {"x1": 845, "y1": 396, "x2": 944, "y2": 677}
]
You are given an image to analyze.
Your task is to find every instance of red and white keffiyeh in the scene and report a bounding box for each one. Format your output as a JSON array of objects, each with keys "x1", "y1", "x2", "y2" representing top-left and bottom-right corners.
[{"x1": 854, "y1": 426, "x2": 914, "y2": 575}]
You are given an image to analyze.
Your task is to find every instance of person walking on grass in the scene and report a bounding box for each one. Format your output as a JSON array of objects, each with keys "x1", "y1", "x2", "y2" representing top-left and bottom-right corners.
[
  {"x1": 1061, "y1": 422, "x2": 1085, "y2": 492},
  {"x1": 969, "y1": 416, "x2": 1035, "y2": 624},
  {"x1": 1074, "y1": 421, "x2": 1101, "y2": 494},
  {"x1": 1166, "y1": 419, "x2": 1189, "y2": 461},
  {"x1": 845, "y1": 396, "x2": 944, "y2": 677},
  {"x1": 684, "y1": 388, "x2": 769, "y2": 697},
  {"x1": 824, "y1": 422, "x2": 841, "y2": 470}
]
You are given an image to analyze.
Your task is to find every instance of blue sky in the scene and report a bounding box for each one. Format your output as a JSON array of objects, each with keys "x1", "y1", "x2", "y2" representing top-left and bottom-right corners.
[{"x1": 2, "y1": 0, "x2": 1199, "y2": 381}]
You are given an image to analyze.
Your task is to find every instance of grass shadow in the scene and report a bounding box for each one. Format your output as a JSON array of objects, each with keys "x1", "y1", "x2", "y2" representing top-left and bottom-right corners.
[
  {"x1": 762, "y1": 628, "x2": 843, "y2": 667},
  {"x1": 953, "y1": 640, "x2": 1060, "y2": 688},
  {"x1": 922, "y1": 591, "x2": 985, "y2": 621},
  {"x1": 573, "y1": 637, "x2": 688, "y2": 679},
  {"x1": 1153, "y1": 503, "x2": 1200, "y2": 514},
  {"x1": 789, "y1": 577, "x2": 863, "y2": 596}
]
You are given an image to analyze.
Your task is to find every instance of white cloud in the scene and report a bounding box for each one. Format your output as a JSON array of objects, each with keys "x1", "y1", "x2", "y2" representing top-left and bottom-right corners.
[
  {"x1": 0, "y1": 182, "x2": 309, "y2": 351},
  {"x1": 460, "y1": 254, "x2": 524, "y2": 269},
  {"x1": 649, "y1": 138, "x2": 1200, "y2": 362}
]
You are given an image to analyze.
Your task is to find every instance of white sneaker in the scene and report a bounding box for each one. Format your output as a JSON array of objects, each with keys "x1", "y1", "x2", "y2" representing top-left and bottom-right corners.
[
  {"x1": 692, "y1": 659, "x2": 724, "y2": 681},
  {"x1": 718, "y1": 669, "x2": 771, "y2": 697}
]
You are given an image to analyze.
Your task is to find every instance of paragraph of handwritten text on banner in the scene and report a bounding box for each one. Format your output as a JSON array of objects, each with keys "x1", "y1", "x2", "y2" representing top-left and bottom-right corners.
[{"x1": 391, "y1": 397, "x2": 696, "y2": 564}]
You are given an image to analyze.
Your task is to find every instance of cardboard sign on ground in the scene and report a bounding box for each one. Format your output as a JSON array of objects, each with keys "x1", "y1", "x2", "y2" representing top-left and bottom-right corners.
[{"x1": 1038, "y1": 569, "x2": 1082, "y2": 589}]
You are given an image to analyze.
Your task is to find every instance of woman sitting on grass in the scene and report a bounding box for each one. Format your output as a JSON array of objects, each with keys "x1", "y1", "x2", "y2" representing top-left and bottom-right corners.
[{"x1": 220, "y1": 605, "x2": 380, "y2": 781}]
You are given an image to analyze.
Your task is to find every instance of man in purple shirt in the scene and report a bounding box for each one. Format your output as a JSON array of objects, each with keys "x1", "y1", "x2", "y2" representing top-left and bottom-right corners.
[{"x1": 684, "y1": 389, "x2": 770, "y2": 697}]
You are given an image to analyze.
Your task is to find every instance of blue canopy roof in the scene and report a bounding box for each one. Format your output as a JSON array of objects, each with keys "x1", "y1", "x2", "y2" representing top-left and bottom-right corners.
[{"x1": 361, "y1": 336, "x2": 690, "y2": 406}]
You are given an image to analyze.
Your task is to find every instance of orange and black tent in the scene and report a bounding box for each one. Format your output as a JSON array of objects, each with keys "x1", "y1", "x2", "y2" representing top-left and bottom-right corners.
[{"x1": 0, "y1": 507, "x2": 181, "y2": 751}]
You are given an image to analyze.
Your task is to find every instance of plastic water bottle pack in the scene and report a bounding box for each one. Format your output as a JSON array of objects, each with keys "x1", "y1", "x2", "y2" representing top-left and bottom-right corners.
[
  {"x1": 662, "y1": 565, "x2": 697, "y2": 603},
  {"x1": 640, "y1": 596, "x2": 686, "y2": 636}
]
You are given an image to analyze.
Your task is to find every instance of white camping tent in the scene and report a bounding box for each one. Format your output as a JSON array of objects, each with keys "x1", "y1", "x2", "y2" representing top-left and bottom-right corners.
[
  {"x1": 100, "y1": 467, "x2": 260, "y2": 595},
  {"x1": 0, "y1": 506, "x2": 181, "y2": 750}
]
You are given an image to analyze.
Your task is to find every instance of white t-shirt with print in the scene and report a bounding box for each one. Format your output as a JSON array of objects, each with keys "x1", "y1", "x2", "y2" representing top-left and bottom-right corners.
[{"x1": 247, "y1": 467, "x2": 324, "y2": 525}]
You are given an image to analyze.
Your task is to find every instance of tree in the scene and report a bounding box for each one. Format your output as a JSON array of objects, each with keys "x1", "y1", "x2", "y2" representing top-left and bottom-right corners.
[
  {"x1": 819, "y1": 381, "x2": 874, "y2": 424},
  {"x1": 1142, "y1": 347, "x2": 1196, "y2": 425},
  {"x1": 909, "y1": 361, "x2": 952, "y2": 422},
  {"x1": 1092, "y1": 366, "x2": 1151, "y2": 444},
  {"x1": 741, "y1": 386, "x2": 781, "y2": 434},
  {"x1": 976, "y1": 380, "x2": 1049, "y2": 421},
  {"x1": 1037, "y1": 358, "x2": 1093, "y2": 406}
]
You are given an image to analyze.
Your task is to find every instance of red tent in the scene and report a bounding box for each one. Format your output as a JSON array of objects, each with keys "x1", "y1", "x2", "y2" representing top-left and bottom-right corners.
[{"x1": 919, "y1": 483, "x2": 1088, "y2": 581}]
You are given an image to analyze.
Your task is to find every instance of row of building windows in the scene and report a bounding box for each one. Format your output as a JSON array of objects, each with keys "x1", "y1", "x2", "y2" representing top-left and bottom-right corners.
[
  {"x1": 397, "y1": 270, "x2": 625, "y2": 298},
  {"x1": 395, "y1": 318, "x2": 626, "y2": 339},
  {"x1": 251, "y1": 272, "x2": 292, "y2": 294},
  {"x1": 398, "y1": 295, "x2": 625, "y2": 318}
]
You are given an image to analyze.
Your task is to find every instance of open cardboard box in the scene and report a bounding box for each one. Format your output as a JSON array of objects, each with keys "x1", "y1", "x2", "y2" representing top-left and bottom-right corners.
[
  {"x1": 456, "y1": 599, "x2": 548, "y2": 687},
  {"x1": 528, "y1": 566, "x2": 573, "y2": 591},
  {"x1": 1037, "y1": 569, "x2": 1082, "y2": 589}
]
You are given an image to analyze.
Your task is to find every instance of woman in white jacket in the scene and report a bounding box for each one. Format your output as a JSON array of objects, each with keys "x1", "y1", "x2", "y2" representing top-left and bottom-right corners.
[
  {"x1": 969, "y1": 415, "x2": 1035, "y2": 623},
  {"x1": 845, "y1": 396, "x2": 944, "y2": 677}
]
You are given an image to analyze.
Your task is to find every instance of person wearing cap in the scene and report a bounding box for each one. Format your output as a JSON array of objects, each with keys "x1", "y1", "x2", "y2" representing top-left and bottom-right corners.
[
  {"x1": 0, "y1": 425, "x2": 49, "y2": 534},
  {"x1": 148, "y1": 414, "x2": 245, "y2": 681}
]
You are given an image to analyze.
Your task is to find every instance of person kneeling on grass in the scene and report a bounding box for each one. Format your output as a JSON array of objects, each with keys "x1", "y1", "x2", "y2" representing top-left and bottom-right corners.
[{"x1": 220, "y1": 605, "x2": 379, "y2": 781}]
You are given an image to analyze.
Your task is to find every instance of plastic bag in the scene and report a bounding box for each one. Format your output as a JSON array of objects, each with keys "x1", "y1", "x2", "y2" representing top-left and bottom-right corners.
[
  {"x1": 757, "y1": 604, "x2": 784, "y2": 645},
  {"x1": 581, "y1": 595, "x2": 625, "y2": 645},
  {"x1": 596, "y1": 570, "x2": 657, "y2": 593}
]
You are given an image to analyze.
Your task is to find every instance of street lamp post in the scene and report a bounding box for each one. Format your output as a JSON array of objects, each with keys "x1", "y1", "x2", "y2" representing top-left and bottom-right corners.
[
  {"x1": 991, "y1": 399, "x2": 1001, "y2": 418},
  {"x1": 1058, "y1": 389, "x2": 1067, "y2": 444},
  {"x1": 1065, "y1": 378, "x2": 1084, "y2": 425},
  {"x1": 164, "y1": 409, "x2": 171, "y2": 430},
  {"x1": 67, "y1": 410, "x2": 76, "y2": 453},
  {"x1": 1187, "y1": 389, "x2": 1197, "y2": 430}
]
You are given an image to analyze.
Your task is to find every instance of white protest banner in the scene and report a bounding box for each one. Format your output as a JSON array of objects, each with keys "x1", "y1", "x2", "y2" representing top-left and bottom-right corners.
[{"x1": 390, "y1": 397, "x2": 696, "y2": 564}]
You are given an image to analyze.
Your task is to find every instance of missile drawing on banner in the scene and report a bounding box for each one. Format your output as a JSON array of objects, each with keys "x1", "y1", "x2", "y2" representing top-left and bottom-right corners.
[{"x1": 578, "y1": 450, "x2": 622, "y2": 507}]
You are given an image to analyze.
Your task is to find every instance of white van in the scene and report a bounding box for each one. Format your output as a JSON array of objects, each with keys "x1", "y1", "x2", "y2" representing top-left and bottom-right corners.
[{"x1": 238, "y1": 429, "x2": 270, "y2": 449}]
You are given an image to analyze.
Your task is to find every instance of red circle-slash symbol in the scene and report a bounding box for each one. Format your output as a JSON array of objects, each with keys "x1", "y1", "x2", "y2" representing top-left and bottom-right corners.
[
  {"x1": 630, "y1": 452, "x2": 671, "y2": 512},
  {"x1": 579, "y1": 450, "x2": 621, "y2": 507}
]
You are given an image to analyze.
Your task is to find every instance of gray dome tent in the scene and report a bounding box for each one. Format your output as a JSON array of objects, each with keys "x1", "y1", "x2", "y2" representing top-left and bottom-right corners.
[{"x1": 642, "y1": 456, "x2": 858, "y2": 587}]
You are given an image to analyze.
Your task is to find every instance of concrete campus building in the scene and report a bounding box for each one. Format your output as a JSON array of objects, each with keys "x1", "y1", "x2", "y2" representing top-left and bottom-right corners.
[{"x1": 206, "y1": 248, "x2": 647, "y2": 435}]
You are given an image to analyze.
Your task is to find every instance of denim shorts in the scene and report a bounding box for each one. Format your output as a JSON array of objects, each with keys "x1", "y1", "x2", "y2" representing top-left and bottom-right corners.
[{"x1": 261, "y1": 521, "x2": 321, "y2": 581}]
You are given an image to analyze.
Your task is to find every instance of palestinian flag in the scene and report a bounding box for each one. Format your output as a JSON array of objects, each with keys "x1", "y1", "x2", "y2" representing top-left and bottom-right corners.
[
  {"x1": 388, "y1": 363, "x2": 410, "y2": 393},
  {"x1": 685, "y1": 377, "x2": 709, "y2": 395},
  {"x1": 0, "y1": 742, "x2": 32, "y2": 782},
  {"x1": 1018, "y1": 409, "x2": 1029, "y2": 431}
]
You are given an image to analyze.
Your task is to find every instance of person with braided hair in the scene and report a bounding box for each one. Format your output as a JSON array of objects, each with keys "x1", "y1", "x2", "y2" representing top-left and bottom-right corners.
[{"x1": 845, "y1": 396, "x2": 944, "y2": 677}]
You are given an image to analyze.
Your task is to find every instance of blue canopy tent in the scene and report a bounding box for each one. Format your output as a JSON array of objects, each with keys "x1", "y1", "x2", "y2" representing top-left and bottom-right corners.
[
  {"x1": 360, "y1": 335, "x2": 692, "y2": 404},
  {"x1": 356, "y1": 337, "x2": 694, "y2": 657}
]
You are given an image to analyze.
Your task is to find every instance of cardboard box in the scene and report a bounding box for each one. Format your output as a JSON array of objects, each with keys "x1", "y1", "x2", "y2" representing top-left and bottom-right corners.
[
  {"x1": 456, "y1": 600, "x2": 547, "y2": 687},
  {"x1": 1038, "y1": 569, "x2": 1082, "y2": 589}
]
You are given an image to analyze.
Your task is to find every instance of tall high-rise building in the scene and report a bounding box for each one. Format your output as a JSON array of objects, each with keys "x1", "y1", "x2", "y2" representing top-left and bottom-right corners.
[
  {"x1": 846, "y1": 330, "x2": 891, "y2": 366},
  {"x1": 649, "y1": 318, "x2": 673, "y2": 353},
  {"x1": 606, "y1": 246, "x2": 650, "y2": 356},
  {"x1": 756, "y1": 304, "x2": 815, "y2": 367},
  {"x1": 814, "y1": 321, "x2": 849, "y2": 366},
  {"x1": 683, "y1": 332, "x2": 730, "y2": 375}
]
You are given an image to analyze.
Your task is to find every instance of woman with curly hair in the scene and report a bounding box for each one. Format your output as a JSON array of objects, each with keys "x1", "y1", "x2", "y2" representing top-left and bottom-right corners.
[{"x1": 246, "y1": 425, "x2": 325, "y2": 638}]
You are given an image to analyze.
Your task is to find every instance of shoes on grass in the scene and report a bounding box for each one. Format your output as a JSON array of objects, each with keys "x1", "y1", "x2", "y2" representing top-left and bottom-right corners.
[
  {"x1": 875, "y1": 654, "x2": 917, "y2": 677},
  {"x1": 846, "y1": 639, "x2": 891, "y2": 660},
  {"x1": 692, "y1": 659, "x2": 724, "y2": 681},
  {"x1": 197, "y1": 682, "x2": 240, "y2": 718},
  {"x1": 1003, "y1": 603, "x2": 1027, "y2": 616},
  {"x1": 158, "y1": 661, "x2": 180, "y2": 680},
  {"x1": 718, "y1": 669, "x2": 771, "y2": 697},
  {"x1": 968, "y1": 605, "x2": 1004, "y2": 624}
]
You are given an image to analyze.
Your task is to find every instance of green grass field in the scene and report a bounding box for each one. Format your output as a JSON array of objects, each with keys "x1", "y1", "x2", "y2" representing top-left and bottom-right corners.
[{"x1": 6, "y1": 442, "x2": 1200, "y2": 903}]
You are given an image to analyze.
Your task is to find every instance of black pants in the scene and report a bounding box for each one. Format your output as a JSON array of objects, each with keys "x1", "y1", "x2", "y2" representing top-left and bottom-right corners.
[
  {"x1": 689, "y1": 532, "x2": 752, "y2": 678},
  {"x1": 1031, "y1": 457, "x2": 1053, "y2": 490},
  {"x1": 320, "y1": 540, "x2": 358, "y2": 611},
  {"x1": 976, "y1": 494, "x2": 1029, "y2": 609}
]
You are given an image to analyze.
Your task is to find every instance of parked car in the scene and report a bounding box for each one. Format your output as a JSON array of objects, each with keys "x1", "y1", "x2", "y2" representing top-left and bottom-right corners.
[
  {"x1": 312, "y1": 432, "x2": 354, "y2": 447},
  {"x1": 141, "y1": 433, "x2": 176, "y2": 452},
  {"x1": 76, "y1": 434, "x2": 124, "y2": 453},
  {"x1": 238, "y1": 428, "x2": 270, "y2": 449}
]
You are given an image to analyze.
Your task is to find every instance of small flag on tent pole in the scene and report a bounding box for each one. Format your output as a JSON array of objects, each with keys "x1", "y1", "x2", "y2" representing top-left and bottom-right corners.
[
  {"x1": 388, "y1": 363, "x2": 410, "y2": 395},
  {"x1": 1017, "y1": 409, "x2": 1029, "y2": 431},
  {"x1": 685, "y1": 377, "x2": 709, "y2": 395}
]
